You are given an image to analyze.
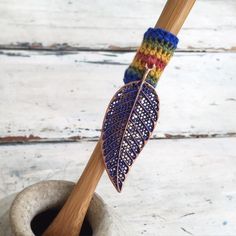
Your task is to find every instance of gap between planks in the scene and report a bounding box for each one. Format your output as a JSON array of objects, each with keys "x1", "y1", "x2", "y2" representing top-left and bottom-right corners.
[
  {"x1": 0, "y1": 134, "x2": 236, "y2": 146},
  {"x1": 0, "y1": 46, "x2": 236, "y2": 53}
]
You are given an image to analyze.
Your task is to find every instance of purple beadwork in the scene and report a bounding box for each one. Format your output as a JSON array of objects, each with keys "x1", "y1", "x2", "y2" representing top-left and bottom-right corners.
[{"x1": 101, "y1": 80, "x2": 159, "y2": 192}]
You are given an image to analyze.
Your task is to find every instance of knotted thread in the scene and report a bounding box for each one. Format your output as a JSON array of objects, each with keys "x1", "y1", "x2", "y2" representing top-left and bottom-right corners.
[{"x1": 123, "y1": 28, "x2": 179, "y2": 87}]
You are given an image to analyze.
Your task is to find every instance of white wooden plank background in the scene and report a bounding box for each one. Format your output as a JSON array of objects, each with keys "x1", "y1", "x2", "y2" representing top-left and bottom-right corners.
[
  {"x1": 0, "y1": 50, "x2": 236, "y2": 141},
  {"x1": 0, "y1": 0, "x2": 235, "y2": 51},
  {"x1": 0, "y1": 0, "x2": 236, "y2": 235},
  {"x1": 0, "y1": 138, "x2": 236, "y2": 236}
]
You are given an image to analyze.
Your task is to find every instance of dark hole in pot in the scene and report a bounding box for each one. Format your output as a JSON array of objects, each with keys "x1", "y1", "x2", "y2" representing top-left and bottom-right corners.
[{"x1": 31, "y1": 208, "x2": 93, "y2": 236}]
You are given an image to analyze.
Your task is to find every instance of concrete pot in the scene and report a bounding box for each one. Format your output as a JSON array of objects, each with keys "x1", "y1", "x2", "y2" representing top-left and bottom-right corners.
[{"x1": 0, "y1": 180, "x2": 128, "y2": 236}]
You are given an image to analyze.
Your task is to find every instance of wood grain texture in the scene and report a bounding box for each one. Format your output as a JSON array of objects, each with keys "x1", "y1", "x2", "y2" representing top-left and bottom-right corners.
[
  {"x1": 0, "y1": 50, "x2": 236, "y2": 142},
  {"x1": 0, "y1": 138, "x2": 236, "y2": 235},
  {"x1": 0, "y1": 0, "x2": 235, "y2": 51},
  {"x1": 155, "y1": 0, "x2": 195, "y2": 34},
  {"x1": 0, "y1": 1, "x2": 235, "y2": 235}
]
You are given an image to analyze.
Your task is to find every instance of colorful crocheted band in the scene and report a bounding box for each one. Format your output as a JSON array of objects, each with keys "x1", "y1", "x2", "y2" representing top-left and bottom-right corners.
[{"x1": 123, "y1": 28, "x2": 179, "y2": 87}]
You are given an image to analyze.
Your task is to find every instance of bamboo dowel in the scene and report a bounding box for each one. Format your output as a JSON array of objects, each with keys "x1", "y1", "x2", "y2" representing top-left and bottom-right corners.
[
  {"x1": 43, "y1": 1, "x2": 195, "y2": 235},
  {"x1": 155, "y1": 0, "x2": 195, "y2": 34}
]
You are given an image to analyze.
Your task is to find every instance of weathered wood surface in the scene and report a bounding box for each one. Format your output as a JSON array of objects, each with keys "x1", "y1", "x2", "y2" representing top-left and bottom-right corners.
[
  {"x1": 0, "y1": 138, "x2": 236, "y2": 235},
  {"x1": 0, "y1": 0, "x2": 236, "y2": 235},
  {"x1": 0, "y1": 0, "x2": 235, "y2": 51},
  {"x1": 0, "y1": 50, "x2": 236, "y2": 142}
]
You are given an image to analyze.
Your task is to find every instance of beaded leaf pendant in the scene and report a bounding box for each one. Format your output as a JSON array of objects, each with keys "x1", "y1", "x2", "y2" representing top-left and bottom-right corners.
[{"x1": 101, "y1": 65, "x2": 159, "y2": 192}]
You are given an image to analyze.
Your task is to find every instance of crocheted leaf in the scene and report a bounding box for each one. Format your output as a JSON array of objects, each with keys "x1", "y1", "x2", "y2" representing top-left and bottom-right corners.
[{"x1": 101, "y1": 81, "x2": 159, "y2": 192}]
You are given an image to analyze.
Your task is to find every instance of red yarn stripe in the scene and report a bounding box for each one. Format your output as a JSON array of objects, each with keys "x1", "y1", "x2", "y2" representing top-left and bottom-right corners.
[{"x1": 135, "y1": 52, "x2": 166, "y2": 70}]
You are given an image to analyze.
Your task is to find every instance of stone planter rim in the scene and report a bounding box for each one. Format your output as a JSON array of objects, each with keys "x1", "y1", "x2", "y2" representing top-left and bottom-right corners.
[{"x1": 8, "y1": 180, "x2": 123, "y2": 236}]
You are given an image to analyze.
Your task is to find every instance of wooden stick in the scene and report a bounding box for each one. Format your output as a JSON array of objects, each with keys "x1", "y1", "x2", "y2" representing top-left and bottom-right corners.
[
  {"x1": 43, "y1": 1, "x2": 195, "y2": 235},
  {"x1": 155, "y1": 0, "x2": 195, "y2": 35}
]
